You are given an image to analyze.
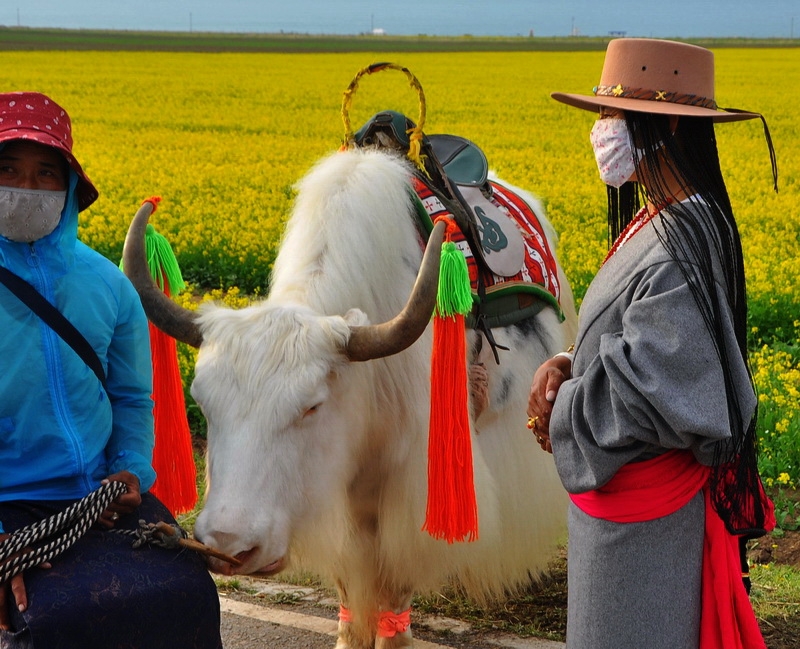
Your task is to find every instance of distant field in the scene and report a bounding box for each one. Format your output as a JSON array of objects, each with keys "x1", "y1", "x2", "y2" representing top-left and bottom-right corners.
[{"x1": 0, "y1": 26, "x2": 798, "y2": 52}]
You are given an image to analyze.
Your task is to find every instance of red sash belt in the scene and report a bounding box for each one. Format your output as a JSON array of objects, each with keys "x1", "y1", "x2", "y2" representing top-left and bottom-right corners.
[{"x1": 570, "y1": 450, "x2": 766, "y2": 649}]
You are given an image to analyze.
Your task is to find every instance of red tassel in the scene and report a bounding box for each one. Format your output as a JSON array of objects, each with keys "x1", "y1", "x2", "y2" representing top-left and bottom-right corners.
[
  {"x1": 148, "y1": 282, "x2": 198, "y2": 516},
  {"x1": 422, "y1": 218, "x2": 478, "y2": 543},
  {"x1": 119, "y1": 198, "x2": 197, "y2": 516}
]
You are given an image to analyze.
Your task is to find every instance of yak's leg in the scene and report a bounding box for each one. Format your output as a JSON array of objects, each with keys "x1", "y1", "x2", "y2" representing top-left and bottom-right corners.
[
  {"x1": 334, "y1": 581, "x2": 414, "y2": 649},
  {"x1": 334, "y1": 580, "x2": 353, "y2": 649},
  {"x1": 374, "y1": 591, "x2": 414, "y2": 649},
  {"x1": 334, "y1": 582, "x2": 375, "y2": 649}
]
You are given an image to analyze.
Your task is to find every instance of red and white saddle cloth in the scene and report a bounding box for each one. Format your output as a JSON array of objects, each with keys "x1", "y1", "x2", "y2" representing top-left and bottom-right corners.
[{"x1": 411, "y1": 175, "x2": 564, "y2": 327}]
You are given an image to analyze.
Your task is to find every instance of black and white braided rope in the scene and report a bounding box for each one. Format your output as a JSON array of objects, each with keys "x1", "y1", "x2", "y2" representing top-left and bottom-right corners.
[{"x1": 0, "y1": 480, "x2": 126, "y2": 584}]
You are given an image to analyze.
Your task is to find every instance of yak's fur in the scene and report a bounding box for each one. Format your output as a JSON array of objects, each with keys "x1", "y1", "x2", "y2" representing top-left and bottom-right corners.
[{"x1": 192, "y1": 148, "x2": 577, "y2": 648}]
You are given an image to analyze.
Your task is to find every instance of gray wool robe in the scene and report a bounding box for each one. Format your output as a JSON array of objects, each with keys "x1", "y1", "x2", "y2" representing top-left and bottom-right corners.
[{"x1": 549, "y1": 199, "x2": 756, "y2": 649}]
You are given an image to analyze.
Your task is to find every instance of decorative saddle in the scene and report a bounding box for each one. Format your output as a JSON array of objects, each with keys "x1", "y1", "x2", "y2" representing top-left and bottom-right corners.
[{"x1": 353, "y1": 110, "x2": 564, "y2": 342}]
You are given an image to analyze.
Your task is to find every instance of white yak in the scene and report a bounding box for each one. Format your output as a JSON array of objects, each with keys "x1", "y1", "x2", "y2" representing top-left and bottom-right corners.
[{"x1": 123, "y1": 147, "x2": 577, "y2": 648}]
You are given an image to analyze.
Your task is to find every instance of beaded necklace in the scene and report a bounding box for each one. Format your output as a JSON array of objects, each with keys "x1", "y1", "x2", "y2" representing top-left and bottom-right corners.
[{"x1": 602, "y1": 199, "x2": 673, "y2": 265}]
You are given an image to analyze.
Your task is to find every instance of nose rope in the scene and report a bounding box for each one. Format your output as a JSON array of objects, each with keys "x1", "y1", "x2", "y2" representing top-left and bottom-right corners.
[
  {"x1": 0, "y1": 481, "x2": 239, "y2": 584},
  {"x1": 0, "y1": 481, "x2": 126, "y2": 583}
]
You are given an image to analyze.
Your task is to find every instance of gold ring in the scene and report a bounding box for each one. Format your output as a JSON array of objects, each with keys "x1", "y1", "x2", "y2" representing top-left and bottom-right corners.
[{"x1": 526, "y1": 416, "x2": 538, "y2": 430}]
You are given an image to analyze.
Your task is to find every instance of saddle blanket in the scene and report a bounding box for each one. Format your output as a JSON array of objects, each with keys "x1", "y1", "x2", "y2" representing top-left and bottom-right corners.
[{"x1": 411, "y1": 175, "x2": 563, "y2": 325}]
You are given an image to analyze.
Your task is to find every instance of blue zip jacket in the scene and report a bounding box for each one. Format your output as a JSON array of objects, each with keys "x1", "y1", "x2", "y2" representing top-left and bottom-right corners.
[{"x1": 0, "y1": 173, "x2": 155, "y2": 532}]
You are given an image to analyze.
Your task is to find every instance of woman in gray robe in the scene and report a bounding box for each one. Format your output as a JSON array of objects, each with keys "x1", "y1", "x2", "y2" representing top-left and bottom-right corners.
[{"x1": 526, "y1": 38, "x2": 777, "y2": 649}]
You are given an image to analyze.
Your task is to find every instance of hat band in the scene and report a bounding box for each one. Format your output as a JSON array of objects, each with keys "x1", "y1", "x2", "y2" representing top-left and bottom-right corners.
[{"x1": 593, "y1": 84, "x2": 718, "y2": 110}]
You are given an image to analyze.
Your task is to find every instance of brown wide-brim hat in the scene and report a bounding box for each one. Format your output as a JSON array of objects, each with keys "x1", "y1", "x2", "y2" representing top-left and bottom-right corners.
[
  {"x1": 551, "y1": 38, "x2": 760, "y2": 123},
  {"x1": 0, "y1": 91, "x2": 99, "y2": 211}
]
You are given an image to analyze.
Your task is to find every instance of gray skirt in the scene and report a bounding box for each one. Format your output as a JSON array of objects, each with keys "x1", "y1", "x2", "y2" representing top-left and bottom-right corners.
[{"x1": 566, "y1": 491, "x2": 705, "y2": 649}]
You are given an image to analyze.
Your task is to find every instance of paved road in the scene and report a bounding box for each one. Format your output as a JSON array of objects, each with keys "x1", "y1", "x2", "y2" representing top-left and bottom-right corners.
[{"x1": 218, "y1": 578, "x2": 565, "y2": 649}]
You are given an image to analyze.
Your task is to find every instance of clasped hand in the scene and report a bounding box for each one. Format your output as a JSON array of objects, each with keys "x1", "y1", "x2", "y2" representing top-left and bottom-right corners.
[{"x1": 527, "y1": 355, "x2": 572, "y2": 454}]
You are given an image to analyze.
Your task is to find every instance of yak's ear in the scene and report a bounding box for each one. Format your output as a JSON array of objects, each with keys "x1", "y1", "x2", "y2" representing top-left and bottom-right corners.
[
  {"x1": 342, "y1": 308, "x2": 370, "y2": 327},
  {"x1": 319, "y1": 312, "x2": 360, "y2": 357}
]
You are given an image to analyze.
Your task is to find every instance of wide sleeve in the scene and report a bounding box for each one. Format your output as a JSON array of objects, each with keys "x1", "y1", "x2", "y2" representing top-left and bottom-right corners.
[
  {"x1": 103, "y1": 280, "x2": 156, "y2": 491},
  {"x1": 550, "y1": 258, "x2": 755, "y2": 494}
]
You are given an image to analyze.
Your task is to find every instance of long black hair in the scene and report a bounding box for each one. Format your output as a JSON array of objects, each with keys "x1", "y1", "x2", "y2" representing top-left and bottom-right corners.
[{"x1": 607, "y1": 112, "x2": 769, "y2": 535}]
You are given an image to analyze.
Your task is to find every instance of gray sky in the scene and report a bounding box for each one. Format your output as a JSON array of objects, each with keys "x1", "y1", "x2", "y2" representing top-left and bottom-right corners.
[{"x1": 4, "y1": 1, "x2": 798, "y2": 38}]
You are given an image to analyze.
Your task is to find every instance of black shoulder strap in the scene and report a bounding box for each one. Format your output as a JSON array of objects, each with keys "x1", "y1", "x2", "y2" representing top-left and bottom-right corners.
[{"x1": 0, "y1": 266, "x2": 106, "y2": 386}]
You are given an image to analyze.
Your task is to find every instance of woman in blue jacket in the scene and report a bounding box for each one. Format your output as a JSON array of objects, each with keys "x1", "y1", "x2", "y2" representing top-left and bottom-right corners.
[{"x1": 0, "y1": 91, "x2": 221, "y2": 648}]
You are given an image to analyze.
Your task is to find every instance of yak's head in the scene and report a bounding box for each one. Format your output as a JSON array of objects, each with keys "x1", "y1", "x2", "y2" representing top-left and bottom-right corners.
[{"x1": 122, "y1": 201, "x2": 445, "y2": 575}]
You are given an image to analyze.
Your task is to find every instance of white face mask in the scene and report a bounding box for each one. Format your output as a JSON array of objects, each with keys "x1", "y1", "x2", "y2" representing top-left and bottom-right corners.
[
  {"x1": 0, "y1": 186, "x2": 66, "y2": 243},
  {"x1": 589, "y1": 118, "x2": 636, "y2": 188}
]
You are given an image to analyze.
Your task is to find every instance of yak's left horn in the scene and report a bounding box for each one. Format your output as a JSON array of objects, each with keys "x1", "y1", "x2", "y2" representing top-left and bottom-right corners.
[
  {"x1": 346, "y1": 219, "x2": 446, "y2": 362},
  {"x1": 122, "y1": 201, "x2": 204, "y2": 348}
]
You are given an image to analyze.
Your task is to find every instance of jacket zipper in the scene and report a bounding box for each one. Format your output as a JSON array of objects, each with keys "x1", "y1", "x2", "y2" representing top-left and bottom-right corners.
[{"x1": 28, "y1": 244, "x2": 89, "y2": 488}]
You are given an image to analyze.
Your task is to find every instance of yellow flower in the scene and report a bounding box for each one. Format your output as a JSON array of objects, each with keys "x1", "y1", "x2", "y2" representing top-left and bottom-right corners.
[{"x1": 2, "y1": 49, "x2": 793, "y2": 473}]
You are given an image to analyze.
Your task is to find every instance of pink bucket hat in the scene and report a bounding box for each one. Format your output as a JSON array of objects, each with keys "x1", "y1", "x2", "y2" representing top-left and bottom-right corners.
[
  {"x1": 552, "y1": 39, "x2": 761, "y2": 123},
  {"x1": 0, "y1": 91, "x2": 99, "y2": 210}
]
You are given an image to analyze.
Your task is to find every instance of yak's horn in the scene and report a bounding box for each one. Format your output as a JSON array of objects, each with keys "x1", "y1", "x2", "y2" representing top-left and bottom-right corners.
[
  {"x1": 346, "y1": 219, "x2": 447, "y2": 362},
  {"x1": 122, "y1": 201, "x2": 204, "y2": 348}
]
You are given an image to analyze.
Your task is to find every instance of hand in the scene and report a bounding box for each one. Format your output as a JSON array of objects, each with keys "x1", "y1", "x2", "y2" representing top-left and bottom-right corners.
[
  {"x1": 0, "y1": 531, "x2": 25, "y2": 630},
  {"x1": 98, "y1": 471, "x2": 142, "y2": 529},
  {"x1": 527, "y1": 354, "x2": 573, "y2": 454},
  {"x1": 0, "y1": 533, "x2": 51, "y2": 630}
]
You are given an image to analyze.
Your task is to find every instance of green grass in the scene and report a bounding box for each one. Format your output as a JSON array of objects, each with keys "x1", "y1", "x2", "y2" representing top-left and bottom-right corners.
[
  {"x1": 752, "y1": 563, "x2": 800, "y2": 620},
  {"x1": 412, "y1": 557, "x2": 569, "y2": 642},
  {"x1": 751, "y1": 563, "x2": 800, "y2": 649},
  {"x1": 1, "y1": 26, "x2": 798, "y2": 52}
]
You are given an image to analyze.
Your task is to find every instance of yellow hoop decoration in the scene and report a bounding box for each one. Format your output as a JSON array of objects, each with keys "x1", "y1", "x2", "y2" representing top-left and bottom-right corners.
[{"x1": 341, "y1": 62, "x2": 427, "y2": 173}]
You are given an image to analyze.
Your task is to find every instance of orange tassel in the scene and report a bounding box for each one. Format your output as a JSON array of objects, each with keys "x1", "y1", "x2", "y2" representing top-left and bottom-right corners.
[
  {"x1": 148, "y1": 282, "x2": 198, "y2": 516},
  {"x1": 123, "y1": 197, "x2": 198, "y2": 516},
  {"x1": 422, "y1": 218, "x2": 478, "y2": 543}
]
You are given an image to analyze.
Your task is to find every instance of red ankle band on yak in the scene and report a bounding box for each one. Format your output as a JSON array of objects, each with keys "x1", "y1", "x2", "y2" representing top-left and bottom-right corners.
[
  {"x1": 337, "y1": 606, "x2": 412, "y2": 638},
  {"x1": 118, "y1": 196, "x2": 197, "y2": 516},
  {"x1": 422, "y1": 216, "x2": 478, "y2": 544},
  {"x1": 377, "y1": 608, "x2": 412, "y2": 638}
]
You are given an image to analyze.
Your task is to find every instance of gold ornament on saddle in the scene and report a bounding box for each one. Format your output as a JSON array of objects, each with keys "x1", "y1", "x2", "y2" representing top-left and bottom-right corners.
[{"x1": 340, "y1": 61, "x2": 428, "y2": 174}]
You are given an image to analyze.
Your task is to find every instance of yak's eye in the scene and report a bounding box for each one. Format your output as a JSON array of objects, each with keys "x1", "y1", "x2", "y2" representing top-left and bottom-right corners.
[{"x1": 303, "y1": 404, "x2": 321, "y2": 418}]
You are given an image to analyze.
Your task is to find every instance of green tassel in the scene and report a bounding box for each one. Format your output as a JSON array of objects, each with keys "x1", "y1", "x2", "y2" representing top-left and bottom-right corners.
[
  {"x1": 120, "y1": 224, "x2": 185, "y2": 294},
  {"x1": 435, "y1": 241, "x2": 473, "y2": 317}
]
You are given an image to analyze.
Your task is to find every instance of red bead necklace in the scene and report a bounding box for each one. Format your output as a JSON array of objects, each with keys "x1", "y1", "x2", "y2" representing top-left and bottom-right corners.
[{"x1": 603, "y1": 199, "x2": 672, "y2": 265}]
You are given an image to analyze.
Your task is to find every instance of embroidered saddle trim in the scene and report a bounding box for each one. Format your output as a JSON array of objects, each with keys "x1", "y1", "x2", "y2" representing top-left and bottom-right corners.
[{"x1": 411, "y1": 175, "x2": 563, "y2": 328}]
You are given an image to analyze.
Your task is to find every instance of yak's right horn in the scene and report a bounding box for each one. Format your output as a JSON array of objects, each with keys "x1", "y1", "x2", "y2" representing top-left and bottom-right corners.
[
  {"x1": 345, "y1": 219, "x2": 446, "y2": 362},
  {"x1": 122, "y1": 201, "x2": 204, "y2": 348}
]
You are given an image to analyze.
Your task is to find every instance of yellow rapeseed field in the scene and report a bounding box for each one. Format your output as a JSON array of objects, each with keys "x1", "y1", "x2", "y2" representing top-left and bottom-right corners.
[
  {"x1": 1, "y1": 48, "x2": 797, "y2": 480},
  {"x1": 1, "y1": 50, "x2": 796, "y2": 301}
]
